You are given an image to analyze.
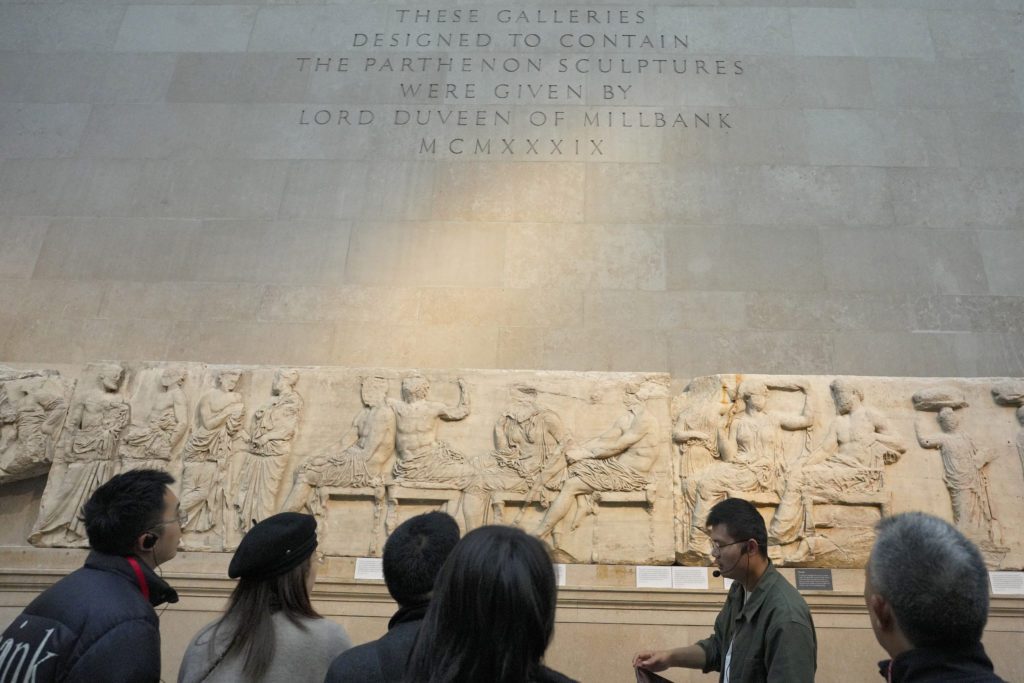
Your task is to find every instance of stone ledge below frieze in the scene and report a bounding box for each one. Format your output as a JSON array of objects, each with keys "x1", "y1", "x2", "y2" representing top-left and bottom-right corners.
[{"x1": 1, "y1": 547, "x2": 1022, "y2": 630}]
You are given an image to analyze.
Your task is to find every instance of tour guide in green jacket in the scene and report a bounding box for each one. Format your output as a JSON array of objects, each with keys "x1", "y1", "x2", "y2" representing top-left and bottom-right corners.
[{"x1": 633, "y1": 498, "x2": 816, "y2": 683}]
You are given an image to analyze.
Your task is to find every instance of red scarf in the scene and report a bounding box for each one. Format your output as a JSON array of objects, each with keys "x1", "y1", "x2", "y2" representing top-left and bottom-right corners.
[{"x1": 126, "y1": 556, "x2": 150, "y2": 602}]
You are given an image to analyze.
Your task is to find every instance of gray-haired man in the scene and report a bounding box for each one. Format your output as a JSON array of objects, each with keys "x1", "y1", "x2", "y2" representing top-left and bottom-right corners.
[{"x1": 864, "y1": 512, "x2": 1006, "y2": 682}]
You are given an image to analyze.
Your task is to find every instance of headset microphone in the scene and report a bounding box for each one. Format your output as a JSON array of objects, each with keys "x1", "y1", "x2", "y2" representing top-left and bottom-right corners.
[{"x1": 711, "y1": 543, "x2": 749, "y2": 580}]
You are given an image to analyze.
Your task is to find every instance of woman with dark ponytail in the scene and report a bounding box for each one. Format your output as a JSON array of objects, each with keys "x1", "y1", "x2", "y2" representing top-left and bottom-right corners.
[
  {"x1": 405, "y1": 525, "x2": 577, "y2": 683},
  {"x1": 178, "y1": 512, "x2": 351, "y2": 682}
]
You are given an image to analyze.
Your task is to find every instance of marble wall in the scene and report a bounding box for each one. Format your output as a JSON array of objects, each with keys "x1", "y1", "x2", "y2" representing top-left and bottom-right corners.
[{"x1": 0, "y1": 0, "x2": 1022, "y2": 376}]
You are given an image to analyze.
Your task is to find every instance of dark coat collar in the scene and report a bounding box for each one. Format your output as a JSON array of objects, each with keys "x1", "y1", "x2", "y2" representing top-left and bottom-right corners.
[
  {"x1": 84, "y1": 550, "x2": 179, "y2": 607},
  {"x1": 388, "y1": 601, "x2": 429, "y2": 630},
  {"x1": 878, "y1": 643, "x2": 1003, "y2": 682}
]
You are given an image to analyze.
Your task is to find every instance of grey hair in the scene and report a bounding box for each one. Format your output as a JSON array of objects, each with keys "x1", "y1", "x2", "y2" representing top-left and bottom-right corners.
[{"x1": 869, "y1": 512, "x2": 989, "y2": 648}]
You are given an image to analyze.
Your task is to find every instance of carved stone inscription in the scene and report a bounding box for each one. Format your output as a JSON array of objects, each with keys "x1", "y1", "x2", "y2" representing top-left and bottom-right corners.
[
  {"x1": 291, "y1": 6, "x2": 743, "y2": 159},
  {"x1": 15, "y1": 364, "x2": 1024, "y2": 569}
]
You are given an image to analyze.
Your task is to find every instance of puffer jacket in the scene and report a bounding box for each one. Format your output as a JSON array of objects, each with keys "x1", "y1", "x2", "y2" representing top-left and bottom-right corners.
[{"x1": 0, "y1": 550, "x2": 178, "y2": 682}]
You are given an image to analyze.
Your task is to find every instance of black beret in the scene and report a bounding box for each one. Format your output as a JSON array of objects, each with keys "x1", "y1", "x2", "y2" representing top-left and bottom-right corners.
[{"x1": 228, "y1": 512, "x2": 318, "y2": 580}]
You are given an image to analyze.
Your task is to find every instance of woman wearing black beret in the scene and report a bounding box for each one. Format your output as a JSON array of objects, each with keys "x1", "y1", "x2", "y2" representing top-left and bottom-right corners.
[{"x1": 178, "y1": 512, "x2": 352, "y2": 682}]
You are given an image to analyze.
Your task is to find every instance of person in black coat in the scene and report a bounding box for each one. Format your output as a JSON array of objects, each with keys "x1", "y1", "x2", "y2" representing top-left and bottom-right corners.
[
  {"x1": 0, "y1": 469, "x2": 182, "y2": 682},
  {"x1": 405, "y1": 525, "x2": 578, "y2": 683},
  {"x1": 324, "y1": 511, "x2": 460, "y2": 683}
]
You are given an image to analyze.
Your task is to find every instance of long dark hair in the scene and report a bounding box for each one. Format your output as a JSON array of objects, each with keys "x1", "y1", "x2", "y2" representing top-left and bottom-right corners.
[
  {"x1": 206, "y1": 557, "x2": 320, "y2": 679},
  {"x1": 405, "y1": 525, "x2": 557, "y2": 683}
]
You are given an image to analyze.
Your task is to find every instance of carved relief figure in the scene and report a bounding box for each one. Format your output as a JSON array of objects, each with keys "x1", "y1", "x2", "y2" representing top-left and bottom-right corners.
[
  {"x1": 915, "y1": 405, "x2": 1004, "y2": 551},
  {"x1": 532, "y1": 381, "x2": 662, "y2": 549},
  {"x1": 0, "y1": 374, "x2": 71, "y2": 485},
  {"x1": 180, "y1": 369, "x2": 247, "y2": 547},
  {"x1": 685, "y1": 380, "x2": 813, "y2": 554},
  {"x1": 387, "y1": 375, "x2": 490, "y2": 529},
  {"x1": 991, "y1": 381, "x2": 1024, "y2": 478},
  {"x1": 119, "y1": 367, "x2": 189, "y2": 473},
  {"x1": 485, "y1": 384, "x2": 580, "y2": 538},
  {"x1": 672, "y1": 375, "x2": 738, "y2": 551},
  {"x1": 1017, "y1": 406, "x2": 1024, "y2": 479},
  {"x1": 282, "y1": 376, "x2": 396, "y2": 526},
  {"x1": 769, "y1": 379, "x2": 905, "y2": 550},
  {"x1": 234, "y1": 369, "x2": 303, "y2": 533},
  {"x1": 30, "y1": 364, "x2": 130, "y2": 545},
  {"x1": 389, "y1": 376, "x2": 471, "y2": 482},
  {"x1": 491, "y1": 384, "x2": 574, "y2": 503}
]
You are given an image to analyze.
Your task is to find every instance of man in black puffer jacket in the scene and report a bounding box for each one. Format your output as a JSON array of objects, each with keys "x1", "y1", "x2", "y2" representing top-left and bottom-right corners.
[
  {"x1": 0, "y1": 469, "x2": 182, "y2": 682},
  {"x1": 324, "y1": 511, "x2": 460, "y2": 683}
]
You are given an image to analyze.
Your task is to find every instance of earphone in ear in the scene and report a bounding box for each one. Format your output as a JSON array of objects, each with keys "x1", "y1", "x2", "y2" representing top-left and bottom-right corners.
[{"x1": 142, "y1": 533, "x2": 158, "y2": 550}]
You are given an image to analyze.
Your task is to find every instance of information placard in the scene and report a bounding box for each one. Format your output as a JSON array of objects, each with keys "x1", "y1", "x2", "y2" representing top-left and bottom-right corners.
[
  {"x1": 671, "y1": 566, "x2": 709, "y2": 590},
  {"x1": 990, "y1": 571, "x2": 1024, "y2": 595},
  {"x1": 354, "y1": 557, "x2": 385, "y2": 580},
  {"x1": 795, "y1": 568, "x2": 833, "y2": 591},
  {"x1": 636, "y1": 566, "x2": 672, "y2": 589}
]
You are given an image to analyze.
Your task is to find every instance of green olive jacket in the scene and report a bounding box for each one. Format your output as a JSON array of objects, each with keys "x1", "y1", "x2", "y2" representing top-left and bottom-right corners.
[{"x1": 696, "y1": 563, "x2": 817, "y2": 683}]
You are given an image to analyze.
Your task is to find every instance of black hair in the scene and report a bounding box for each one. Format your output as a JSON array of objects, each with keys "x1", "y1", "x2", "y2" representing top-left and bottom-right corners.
[
  {"x1": 383, "y1": 511, "x2": 460, "y2": 606},
  {"x1": 82, "y1": 469, "x2": 175, "y2": 556},
  {"x1": 706, "y1": 497, "x2": 768, "y2": 559},
  {"x1": 207, "y1": 558, "x2": 319, "y2": 679},
  {"x1": 405, "y1": 525, "x2": 557, "y2": 683}
]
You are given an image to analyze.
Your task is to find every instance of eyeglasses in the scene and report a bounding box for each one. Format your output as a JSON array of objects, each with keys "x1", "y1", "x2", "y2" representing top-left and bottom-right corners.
[
  {"x1": 153, "y1": 509, "x2": 188, "y2": 529},
  {"x1": 710, "y1": 539, "x2": 750, "y2": 555}
]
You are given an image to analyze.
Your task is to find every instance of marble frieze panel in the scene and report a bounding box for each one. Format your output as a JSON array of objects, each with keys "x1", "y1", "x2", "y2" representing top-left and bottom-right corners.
[
  {"x1": 18, "y1": 363, "x2": 676, "y2": 565},
  {"x1": 6, "y1": 362, "x2": 1024, "y2": 569},
  {"x1": 0, "y1": 366, "x2": 75, "y2": 485},
  {"x1": 672, "y1": 374, "x2": 1024, "y2": 570}
]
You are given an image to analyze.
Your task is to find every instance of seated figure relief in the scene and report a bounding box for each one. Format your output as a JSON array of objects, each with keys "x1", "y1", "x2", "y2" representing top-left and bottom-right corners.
[
  {"x1": 386, "y1": 375, "x2": 493, "y2": 531},
  {"x1": 119, "y1": 367, "x2": 189, "y2": 473},
  {"x1": 482, "y1": 384, "x2": 579, "y2": 543},
  {"x1": 769, "y1": 379, "x2": 905, "y2": 562},
  {"x1": 685, "y1": 379, "x2": 813, "y2": 556},
  {"x1": 30, "y1": 364, "x2": 130, "y2": 546},
  {"x1": 0, "y1": 370, "x2": 72, "y2": 485},
  {"x1": 532, "y1": 380, "x2": 664, "y2": 560},
  {"x1": 283, "y1": 376, "x2": 396, "y2": 550}
]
